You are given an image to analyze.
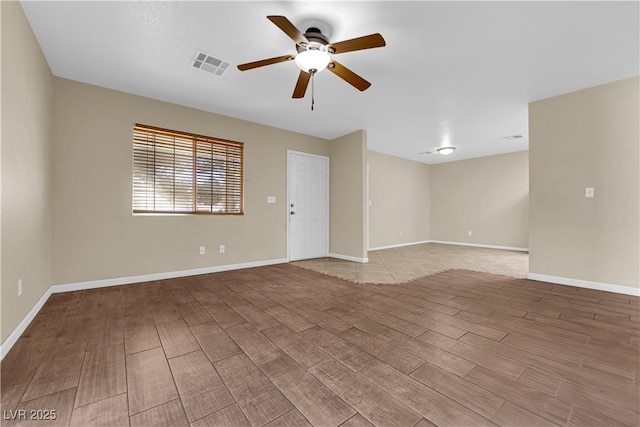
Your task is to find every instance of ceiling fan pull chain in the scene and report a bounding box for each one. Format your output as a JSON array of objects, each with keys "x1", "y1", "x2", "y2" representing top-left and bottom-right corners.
[{"x1": 311, "y1": 71, "x2": 315, "y2": 111}]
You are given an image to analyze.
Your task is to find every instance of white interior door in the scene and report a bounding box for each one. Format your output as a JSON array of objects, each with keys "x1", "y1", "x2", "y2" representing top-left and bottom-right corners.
[{"x1": 288, "y1": 151, "x2": 329, "y2": 261}]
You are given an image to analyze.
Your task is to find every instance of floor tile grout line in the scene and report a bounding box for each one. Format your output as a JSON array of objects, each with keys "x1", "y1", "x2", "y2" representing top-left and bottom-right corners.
[
  {"x1": 72, "y1": 390, "x2": 128, "y2": 412},
  {"x1": 123, "y1": 346, "x2": 132, "y2": 420},
  {"x1": 187, "y1": 401, "x2": 237, "y2": 425},
  {"x1": 212, "y1": 353, "x2": 285, "y2": 426},
  {"x1": 409, "y1": 364, "x2": 507, "y2": 422},
  {"x1": 306, "y1": 357, "x2": 423, "y2": 425}
]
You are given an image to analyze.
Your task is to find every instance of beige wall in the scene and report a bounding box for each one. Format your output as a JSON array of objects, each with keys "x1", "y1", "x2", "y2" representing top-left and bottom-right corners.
[
  {"x1": 529, "y1": 77, "x2": 639, "y2": 289},
  {"x1": 1, "y1": 1, "x2": 54, "y2": 342},
  {"x1": 431, "y1": 151, "x2": 529, "y2": 249},
  {"x1": 52, "y1": 78, "x2": 331, "y2": 285},
  {"x1": 368, "y1": 150, "x2": 431, "y2": 249},
  {"x1": 329, "y1": 130, "x2": 368, "y2": 260}
]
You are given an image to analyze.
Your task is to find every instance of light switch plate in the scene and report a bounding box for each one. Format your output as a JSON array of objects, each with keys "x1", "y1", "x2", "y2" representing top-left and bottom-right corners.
[
  {"x1": 585, "y1": 187, "x2": 595, "y2": 198},
  {"x1": 267, "y1": 196, "x2": 276, "y2": 204}
]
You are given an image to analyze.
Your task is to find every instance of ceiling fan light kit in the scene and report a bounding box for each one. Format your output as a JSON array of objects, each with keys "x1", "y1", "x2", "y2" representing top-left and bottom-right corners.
[
  {"x1": 237, "y1": 15, "x2": 385, "y2": 109},
  {"x1": 295, "y1": 48, "x2": 330, "y2": 73}
]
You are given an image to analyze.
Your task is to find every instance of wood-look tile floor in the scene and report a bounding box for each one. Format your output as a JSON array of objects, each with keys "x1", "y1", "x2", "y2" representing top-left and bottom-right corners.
[
  {"x1": 292, "y1": 243, "x2": 529, "y2": 284},
  {"x1": 2, "y1": 265, "x2": 639, "y2": 427}
]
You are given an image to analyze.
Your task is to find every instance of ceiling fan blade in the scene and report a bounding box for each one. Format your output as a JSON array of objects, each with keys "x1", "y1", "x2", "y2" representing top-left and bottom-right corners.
[
  {"x1": 328, "y1": 33, "x2": 386, "y2": 54},
  {"x1": 328, "y1": 61, "x2": 371, "y2": 91},
  {"x1": 267, "y1": 15, "x2": 309, "y2": 45},
  {"x1": 237, "y1": 55, "x2": 293, "y2": 71},
  {"x1": 292, "y1": 71, "x2": 311, "y2": 98}
]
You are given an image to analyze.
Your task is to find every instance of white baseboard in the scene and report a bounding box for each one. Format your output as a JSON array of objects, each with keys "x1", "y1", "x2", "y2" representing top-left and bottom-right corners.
[
  {"x1": 368, "y1": 240, "x2": 431, "y2": 251},
  {"x1": 428, "y1": 240, "x2": 529, "y2": 252},
  {"x1": 50, "y1": 258, "x2": 288, "y2": 294},
  {"x1": 329, "y1": 253, "x2": 369, "y2": 263},
  {"x1": 0, "y1": 286, "x2": 53, "y2": 360},
  {"x1": 527, "y1": 273, "x2": 640, "y2": 297},
  {"x1": 0, "y1": 257, "x2": 288, "y2": 360}
]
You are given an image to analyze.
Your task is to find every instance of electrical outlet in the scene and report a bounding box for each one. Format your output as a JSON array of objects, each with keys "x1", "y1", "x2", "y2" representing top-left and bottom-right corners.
[
  {"x1": 468, "y1": 230, "x2": 473, "y2": 236},
  {"x1": 199, "y1": 246, "x2": 205, "y2": 255},
  {"x1": 18, "y1": 279, "x2": 23, "y2": 296},
  {"x1": 219, "y1": 244, "x2": 225, "y2": 254},
  {"x1": 585, "y1": 187, "x2": 595, "y2": 198}
]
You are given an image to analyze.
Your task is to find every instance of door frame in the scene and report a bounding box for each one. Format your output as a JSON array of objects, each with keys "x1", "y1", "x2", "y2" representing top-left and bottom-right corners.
[{"x1": 286, "y1": 150, "x2": 330, "y2": 261}]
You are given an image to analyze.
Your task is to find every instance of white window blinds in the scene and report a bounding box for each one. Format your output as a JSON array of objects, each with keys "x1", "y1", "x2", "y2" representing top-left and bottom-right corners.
[{"x1": 133, "y1": 124, "x2": 244, "y2": 214}]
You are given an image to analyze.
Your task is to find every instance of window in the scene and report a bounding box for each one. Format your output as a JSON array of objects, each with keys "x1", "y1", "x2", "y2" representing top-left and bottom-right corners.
[{"x1": 133, "y1": 124, "x2": 244, "y2": 214}]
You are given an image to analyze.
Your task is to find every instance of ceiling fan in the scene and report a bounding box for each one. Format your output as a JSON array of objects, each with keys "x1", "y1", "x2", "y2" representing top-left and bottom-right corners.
[{"x1": 237, "y1": 16, "x2": 386, "y2": 106}]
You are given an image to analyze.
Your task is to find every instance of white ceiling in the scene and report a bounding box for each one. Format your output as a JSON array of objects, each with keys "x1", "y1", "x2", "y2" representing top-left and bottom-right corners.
[{"x1": 21, "y1": 1, "x2": 639, "y2": 164}]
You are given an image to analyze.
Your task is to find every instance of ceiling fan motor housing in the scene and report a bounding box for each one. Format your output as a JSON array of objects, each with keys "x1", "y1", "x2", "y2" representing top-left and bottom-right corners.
[
  {"x1": 305, "y1": 27, "x2": 329, "y2": 44},
  {"x1": 297, "y1": 27, "x2": 332, "y2": 54}
]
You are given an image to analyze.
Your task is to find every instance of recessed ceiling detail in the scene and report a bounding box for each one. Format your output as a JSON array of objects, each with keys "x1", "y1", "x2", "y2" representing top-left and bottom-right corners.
[{"x1": 192, "y1": 51, "x2": 230, "y2": 76}]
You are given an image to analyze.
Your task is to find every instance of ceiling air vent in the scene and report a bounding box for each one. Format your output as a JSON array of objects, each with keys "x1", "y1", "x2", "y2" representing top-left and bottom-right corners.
[{"x1": 192, "y1": 51, "x2": 230, "y2": 76}]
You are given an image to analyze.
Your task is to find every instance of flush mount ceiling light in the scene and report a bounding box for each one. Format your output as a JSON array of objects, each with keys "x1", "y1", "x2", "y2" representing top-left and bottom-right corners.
[{"x1": 436, "y1": 146, "x2": 456, "y2": 155}]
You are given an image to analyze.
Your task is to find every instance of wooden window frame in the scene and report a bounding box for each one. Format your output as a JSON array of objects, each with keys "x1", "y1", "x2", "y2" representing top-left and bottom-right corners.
[{"x1": 132, "y1": 123, "x2": 244, "y2": 215}]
